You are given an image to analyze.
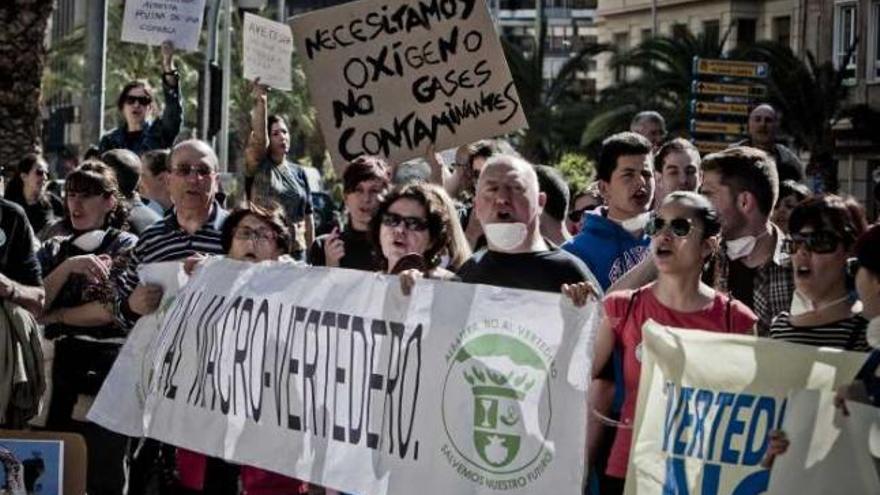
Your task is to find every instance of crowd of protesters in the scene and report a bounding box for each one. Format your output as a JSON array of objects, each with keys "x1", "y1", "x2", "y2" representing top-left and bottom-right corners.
[{"x1": 0, "y1": 44, "x2": 878, "y2": 495}]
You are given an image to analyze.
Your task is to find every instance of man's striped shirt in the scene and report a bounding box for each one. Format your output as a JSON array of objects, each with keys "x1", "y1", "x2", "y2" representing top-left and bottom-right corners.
[
  {"x1": 115, "y1": 203, "x2": 228, "y2": 329},
  {"x1": 769, "y1": 311, "x2": 869, "y2": 351}
]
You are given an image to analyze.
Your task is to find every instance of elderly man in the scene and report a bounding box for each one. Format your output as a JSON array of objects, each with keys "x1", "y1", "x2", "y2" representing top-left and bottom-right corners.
[
  {"x1": 732, "y1": 104, "x2": 805, "y2": 183},
  {"x1": 0, "y1": 197, "x2": 44, "y2": 315},
  {"x1": 116, "y1": 139, "x2": 227, "y2": 328},
  {"x1": 630, "y1": 110, "x2": 667, "y2": 150},
  {"x1": 457, "y1": 154, "x2": 599, "y2": 293}
]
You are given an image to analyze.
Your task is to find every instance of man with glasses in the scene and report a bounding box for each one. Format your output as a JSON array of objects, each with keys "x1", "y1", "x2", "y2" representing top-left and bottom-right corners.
[
  {"x1": 115, "y1": 139, "x2": 227, "y2": 329},
  {"x1": 457, "y1": 154, "x2": 599, "y2": 293}
]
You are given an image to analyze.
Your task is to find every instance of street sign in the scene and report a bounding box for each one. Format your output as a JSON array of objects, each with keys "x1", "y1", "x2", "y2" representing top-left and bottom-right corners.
[
  {"x1": 693, "y1": 57, "x2": 769, "y2": 78},
  {"x1": 691, "y1": 81, "x2": 767, "y2": 98},
  {"x1": 690, "y1": 119, "x2": 747, "y2": 135},
  {"x1": 691, "y1": 100, "x2": 751, "y2": 117},
  {"x1": 693, "y1": 140, "x2": 734, "y2": 154}
]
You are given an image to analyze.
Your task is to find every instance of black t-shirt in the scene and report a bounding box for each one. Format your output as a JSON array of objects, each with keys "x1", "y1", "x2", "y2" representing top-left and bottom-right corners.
[
  {"x1": 307, "y1": 228, "x2": 381, "y2": 271},
  {"x1": 22, "y1": 193, "x2": 63, "y2": 236},
  {"x1": 0, "y1": 198, "x2": 42, "y2": 287},
  {"x1": 124, "y1": 130, "x2": 145, "y2": 151},
  {"x1": 457, "y1": 247, "x2": 596, "y2": 293},
  {"x1": 727, "y1": 259, "x2": 756, "y2": 309}
]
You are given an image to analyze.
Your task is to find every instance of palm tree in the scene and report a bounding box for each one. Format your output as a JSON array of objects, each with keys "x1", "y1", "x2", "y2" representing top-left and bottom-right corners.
[
  {"x1": 502, "y1": 32, "x2": 606, "y2": 164},
  {"x1": 582, "y1": 30, "x2": 727, "y2": 150},
  {"x1": 0, "y1": 0, "x2": 55, "y2": 172}
]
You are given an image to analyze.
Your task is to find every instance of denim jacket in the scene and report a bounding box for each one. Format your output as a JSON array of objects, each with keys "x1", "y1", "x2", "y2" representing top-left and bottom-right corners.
[{"x1": 98, "y1": 77, "x2": 183, "y2": 155}]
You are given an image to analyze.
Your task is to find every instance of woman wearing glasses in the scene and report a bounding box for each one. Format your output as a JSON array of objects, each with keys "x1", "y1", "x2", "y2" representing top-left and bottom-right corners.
[
  {"x1": 591, "y1": 191, "x2": 756, "y2": 494},
  {"x1": 369, "y1": 182, "x2": 470, "y2": 279},
  {"x1": 98, "y1": 41, "x2": 182, "y2": 154},
  {"x1": 768, "y1": 194, "x2": 869, "y2": 350},
  {"x1": 4, "y1": 153, "x2": 63, "y2": 237}
]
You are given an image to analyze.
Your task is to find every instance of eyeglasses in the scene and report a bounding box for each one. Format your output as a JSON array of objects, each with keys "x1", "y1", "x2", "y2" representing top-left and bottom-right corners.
[
  {"x1": 785, "y1": 231, "x2": 842, "y2": 255},
  {"x1": 233, "y1": 227, "x2": 277, "y2": 244},
  {"x1": 381, "y1": 212, "x2": 428, "y2": 232},
  {"x1": 568, "y1": 204, "x2": 599, "y2": 223},
  {"x1": 645, "y1": 216, "x2": 697, "y2": 238},
  {"x1": 124, "y1": 95, "x2": 152, "y2": 106},
  {"x1": 172, "y1": 164, "x2": 214, "y2": 177}
]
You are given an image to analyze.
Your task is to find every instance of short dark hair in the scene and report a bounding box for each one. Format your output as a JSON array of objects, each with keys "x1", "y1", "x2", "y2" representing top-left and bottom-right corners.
[
  {"x1": 655, "y1": 138, "x2": 700, "y2": 172},
  {"x1": 267, "y1": 114, "x2": 287, "y2": 131},
  {"x1": 343, "y1": 155, "x2": 389, "y2": 194},
  {"x1": 789, "y1": 194, "x2": 867, "y2": 247},
  {"x1": 855, "y1": 224, "x2": 880, "y2": 276},
  {"x1": 221, "y1": 203, "x2": 291, "y2": 254},
  {"x1": 142, "y1": 149, "x2": 170, "y2": 177},
  {"x1": 535, "y1": 165, "x2": 569, "y2": 222},
  {"x1": 117, "y1": 81, "x2": 154, "y2": 111},
  {"x1": 597, "y1": 132, "x2": 652, "y2": 182},
  {"x1": 467, "y1": 140, "x2": 502, "y2": 167},
  {"x1": 778, "y1": 179, "x2": 810, "y2": 203},
  {"x1": 661, "y1": 191, "x2": 721, "y2": 239},
  {"x1": 701, "y1": 146, "x2": 779, "y2": 216},
  {"x1": 101, "y1": 149, "x2": 142, "y2": 198}
]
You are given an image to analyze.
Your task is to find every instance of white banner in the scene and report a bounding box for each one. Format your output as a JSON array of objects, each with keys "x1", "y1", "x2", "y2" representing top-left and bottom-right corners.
[
  {"x1": 626, "y1": 322, "x2": 866, "y2": 495},
  {"x1": 121, "y1": 0, "x2": 207, "y2": 52},
  {"x1": 89, "y1": 262, "x2": 188, "y2": 437},
  {"x1": 108, "y1": 258, "x2": 596, "y2": 494},
  {"x1": 243, "y1": 13, "x2": 294, "y2": 91},
  {"x1": 766, "y1": 389, "x2": 880, "y2": 494}
]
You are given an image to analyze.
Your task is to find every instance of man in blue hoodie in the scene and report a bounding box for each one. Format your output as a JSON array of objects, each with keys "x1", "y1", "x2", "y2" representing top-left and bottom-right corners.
[{"x1": 563, "y1": 132, "x2": 654, "y2": 290}]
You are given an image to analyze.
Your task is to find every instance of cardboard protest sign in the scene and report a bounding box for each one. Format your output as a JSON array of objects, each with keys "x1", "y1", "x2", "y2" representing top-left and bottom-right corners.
[
  {"x1": 116, "y1": 259, "x2": 596, "y2": 494},
  {"x1": 626, "y1": 322, "x2": 866, "y2": 495},
  {"x1": 291, "y1": 0, "x2": 528, "y2": 167},
  {"x1": 121, "y1": 0, "x2": 207, "y2": 52},
  {"x1": 766, "y1": 389, "x2": 880, "y2": 494},
  {"x1": 243, "y1": 13, "x2": 294, "y2": 91}
]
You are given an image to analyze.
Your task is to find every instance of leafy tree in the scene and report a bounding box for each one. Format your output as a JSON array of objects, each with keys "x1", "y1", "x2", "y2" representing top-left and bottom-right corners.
[
  {"x1": 0, "y1": 0, "x2": 55, "y2": 171},
  {"x1": 555, "y1": 152, "x2": 596, "y2": 194}
]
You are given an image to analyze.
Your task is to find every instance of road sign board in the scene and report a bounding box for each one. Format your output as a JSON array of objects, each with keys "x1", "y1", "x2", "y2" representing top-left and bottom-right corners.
[
  {"x1": 693, "y1": 140, "x2": 734, "y2": 154},
  {"x1": 691, "y1": 100, "x2": 751, "y2": 116},
  {"x1": 690, "y1": 119, "x2": 747, "y2": 135},
  {"x1": 693, "y1": 57, "x2": 769, "y2": 78},
  {"x1": 691, "y1": 81, "x2": 767, "y2": 98}
]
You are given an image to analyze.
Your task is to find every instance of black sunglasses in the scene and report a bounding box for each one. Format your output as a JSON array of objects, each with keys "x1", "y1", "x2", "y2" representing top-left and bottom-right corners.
[
  {"x1": 381, "y1": 212, "x2": 428, "y2": 232},
  {"x1": 645, "y1": 216, "x2": 696, "y2": 238},
  {"x1": 125, "y1": 95, "x2": 152, "y2": 106},
  {"x1": 568, "y1": 204, "x2": 599, "y2": 223},
  {"x1": 785, "y1": 231, "x2": 842, "y2": 255}
]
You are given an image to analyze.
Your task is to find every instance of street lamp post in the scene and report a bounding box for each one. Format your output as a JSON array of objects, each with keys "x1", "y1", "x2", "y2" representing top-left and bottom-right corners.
[{"x1": 82, "y1": 0, "x2": 107, "y2": 148}]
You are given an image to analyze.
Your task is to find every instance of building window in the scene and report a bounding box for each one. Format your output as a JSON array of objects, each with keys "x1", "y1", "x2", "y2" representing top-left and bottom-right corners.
[
  {"x1": 869, "y1": 1, "x2": 880, "y2": 80},
  {"x1": 773, "y1": 16, "x2": 791, "y2": 48},
  {"x1": 641, "y1": 27, "x2": 652, "y2": 43},
  {"x1": 703, "y1": 20, "x2": 720, "y2": 47},
  {"x1": 613, "y1": 31, "x2": 629, "y2": 82},
  {"x1": 736, "y1": 18, "x2": 756, "y2": 47},
  {"x1": 834, "y1": 2, "x2": 858, "y2": 81},
  {"x1": 672, "y1": 23, "x2": 689, "y2": 40}
]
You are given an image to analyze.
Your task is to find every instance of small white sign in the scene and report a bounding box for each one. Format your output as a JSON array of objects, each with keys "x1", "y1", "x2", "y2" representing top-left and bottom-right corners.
[
  {"x1": 121, "y1": 0, "x2": 207, "y2": 52},
  {"x1": 243, "y1": 13, "x2": 294, "y2": 91}
]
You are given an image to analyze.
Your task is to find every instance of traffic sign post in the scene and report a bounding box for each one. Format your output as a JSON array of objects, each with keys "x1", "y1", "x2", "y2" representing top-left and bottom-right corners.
[
  {"x1": 690, "y1": 119, "x2": 747, "y2": 136},
  {"x1": 691, "y1": 81, "x2": 767, "y2": 98},
  {"x1": 691, "y1": 100, "x2": 751, "y2": 117},
  {"x1": 693, "y1": 58, "x2": 769, "y2": 78},
  {"x1": 693, "y1": 140, "x2": 734, "y2": 154}
]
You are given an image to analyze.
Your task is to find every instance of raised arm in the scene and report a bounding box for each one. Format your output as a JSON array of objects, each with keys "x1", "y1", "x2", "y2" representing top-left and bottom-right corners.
[
  {"x1": 155, "y1": 41, "x2": 183, "y2": 149},
  {"x1": 244, "y1": 81, "x2": 269, "y2": 177}
]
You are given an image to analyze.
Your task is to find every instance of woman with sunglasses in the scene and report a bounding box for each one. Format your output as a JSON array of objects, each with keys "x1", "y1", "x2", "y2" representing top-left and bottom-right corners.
[
  {"x1": 591, "y1": 191, "x2": 756, "y2": 494},
  {"x1": 768, "y1": 194, "x2": 869, "y2": 350},
  {"x1": 4, "y1": 153, "x2": 63, "y2": 237},
  {"x1": 369, "y1": 182, "x2": 471, "y2": 279},
  {"x1": 98, "y1": 41, "x2": 182, "y2": 155}
]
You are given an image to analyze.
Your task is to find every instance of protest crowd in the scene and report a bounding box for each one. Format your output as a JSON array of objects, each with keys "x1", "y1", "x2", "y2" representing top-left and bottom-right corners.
[{"x1": 1, "y1": 6, "x2": 880, "y2": 495}]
